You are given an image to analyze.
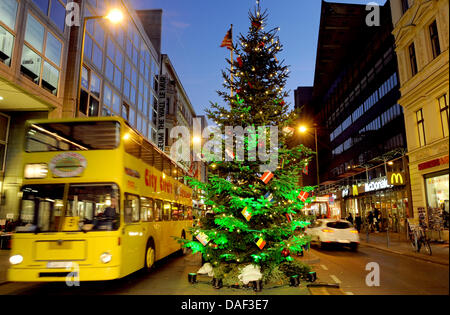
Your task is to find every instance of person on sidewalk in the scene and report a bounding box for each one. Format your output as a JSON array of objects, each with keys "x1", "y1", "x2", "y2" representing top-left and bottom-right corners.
[
  {"x1": 355, "y1": 214, "x2": 362, "y2": 233},
  {"x1": 367, "y1": 211, "x2": 374, "y2": 233},
  {"x1": 346, "y1": 213, "x2": 354, "y2": 224},
  {"x1": 374, "y1": 208, "x2": 380, "y2": 233}
]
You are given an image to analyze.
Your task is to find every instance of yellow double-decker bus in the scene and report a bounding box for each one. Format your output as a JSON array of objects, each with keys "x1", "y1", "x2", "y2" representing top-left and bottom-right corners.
[{"x1": 8, "y1": 117, "x2": 193, "y2": 282}]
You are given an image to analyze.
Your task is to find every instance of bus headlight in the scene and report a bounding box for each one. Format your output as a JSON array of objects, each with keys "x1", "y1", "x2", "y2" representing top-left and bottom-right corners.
[
  {"x1": 9, "y1": 255, "x2": 23, "y2": 265},
  {"x1": 100, "y1": 253, "x2": 112, "y2": 264},
  {"x1": 24, "y1": 164, "x2": 48, "y2": 179}
]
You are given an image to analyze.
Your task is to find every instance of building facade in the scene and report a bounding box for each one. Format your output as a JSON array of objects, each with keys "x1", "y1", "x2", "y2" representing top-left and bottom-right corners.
[
  {"x1": 297, "y1": 1, "x2": 412, "y2": 235},
  {"x1": 390, "y1": 0, "x2": 449, "y2": 240},
  {"x1": 0, "y1": 0, "x2": 204, "y2": 220},
  {"x1": 0, "y1": 0, "x2": 72, "y2": 220}
]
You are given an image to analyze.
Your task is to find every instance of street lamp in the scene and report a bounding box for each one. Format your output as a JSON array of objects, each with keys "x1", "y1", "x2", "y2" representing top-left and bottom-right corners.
[
  {"x1": 76, "y1": 9, "x2": 124, "y2": 116},
  {"x1": 299, "y1": 124, "x2": 320, "y2": 190}
]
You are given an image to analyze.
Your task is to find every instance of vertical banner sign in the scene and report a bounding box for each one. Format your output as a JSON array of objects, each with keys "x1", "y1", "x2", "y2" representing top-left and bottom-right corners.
[{"x1": 157, "y1": 75, "x2": 168, "y2": 152}]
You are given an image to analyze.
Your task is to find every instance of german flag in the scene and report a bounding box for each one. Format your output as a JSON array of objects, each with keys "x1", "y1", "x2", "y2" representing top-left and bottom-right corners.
[{"x1": 220, "y1": 27, "x2": 233, "y2": 50}]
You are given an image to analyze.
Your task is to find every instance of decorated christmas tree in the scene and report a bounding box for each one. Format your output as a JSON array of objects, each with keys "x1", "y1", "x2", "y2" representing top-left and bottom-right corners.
[{"x1": 180, "y1": 2, "x2": 315, "y2": 287}]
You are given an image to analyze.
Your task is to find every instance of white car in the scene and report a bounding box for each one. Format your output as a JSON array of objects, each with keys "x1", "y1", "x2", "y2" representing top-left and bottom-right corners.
[{"x1": 306, "y1": 219, "x2": 360, "y2": 251}]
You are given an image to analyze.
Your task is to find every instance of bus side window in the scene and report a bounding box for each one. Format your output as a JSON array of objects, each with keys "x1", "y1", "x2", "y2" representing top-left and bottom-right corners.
[
  {"x1": 171, "y1": 203, "x2": 178, "y2": 221},
  {"x1": 179, "y1": 205, "x2": 185, "y2": 220},
  {"x1": 154, "y1": 200, "x2": 162, "y2": 221},
  {"x1": 163, "y1": 201, "x2": 171, "y2": 221},
  {"x1": 125, "y1": 194, "x2": 140, "y2": 223},
  {"x1": 141, "y1": 197, "x2": 154, "y2": 222}
]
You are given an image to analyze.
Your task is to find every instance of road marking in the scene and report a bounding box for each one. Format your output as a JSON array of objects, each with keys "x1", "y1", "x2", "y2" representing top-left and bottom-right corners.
[
  {"x1": 330, "y1": 275, "x2": 341, "y2": 284},
  {"x1": 321, "y1": 287, "x2": 330, "y2": 295},
  {"x1": 321, "y1": 264, "x2": 328, "y2": 270}
]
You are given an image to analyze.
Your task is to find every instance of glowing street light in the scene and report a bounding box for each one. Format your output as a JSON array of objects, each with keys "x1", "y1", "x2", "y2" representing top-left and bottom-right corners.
[
  {"x1": 77, "y1": 9, "x2": 124, "y2": 116},
  {"x1": 105, "y1": 9, "x2": 124, "y2": 24}
]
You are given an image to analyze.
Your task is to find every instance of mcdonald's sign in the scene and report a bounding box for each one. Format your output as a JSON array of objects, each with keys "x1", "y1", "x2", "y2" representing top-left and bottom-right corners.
[{"x1": 388, "y1": 172, "x2": 406, "y2": 186}]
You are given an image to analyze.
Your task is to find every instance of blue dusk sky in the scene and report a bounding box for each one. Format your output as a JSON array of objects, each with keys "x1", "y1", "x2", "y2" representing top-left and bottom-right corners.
[{"x1": 130, "y1": 0, "x2": 387, "y2": 120}]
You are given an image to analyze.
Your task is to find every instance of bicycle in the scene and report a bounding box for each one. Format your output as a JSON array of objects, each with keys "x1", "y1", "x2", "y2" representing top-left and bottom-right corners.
[{"x1": 408, "y1": 224, "x2": 432, "y2": 256}]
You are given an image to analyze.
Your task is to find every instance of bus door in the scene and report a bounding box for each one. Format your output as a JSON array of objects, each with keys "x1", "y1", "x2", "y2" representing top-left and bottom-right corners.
[{"x1": 122, "y1": 194, "x2": 145, "y2": 274}]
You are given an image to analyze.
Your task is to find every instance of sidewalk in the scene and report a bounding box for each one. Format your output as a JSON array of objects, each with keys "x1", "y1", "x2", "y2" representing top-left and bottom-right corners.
[
  {"x1": 360, "y1": 232, "x2": 449, "y2": 266},
  {"x1": 0, "y1": 250, "x2": 10, "y2": 285}
]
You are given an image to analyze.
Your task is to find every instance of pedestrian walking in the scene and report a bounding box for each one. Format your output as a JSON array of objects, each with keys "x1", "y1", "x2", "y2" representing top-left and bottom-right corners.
[
  {"x1": 367, "y1": 211, "x2": 374, "y2": 233},
  {"x1": 355, "y1": 214, "x2": 362, "y2": 233},
  {"x1": 346, "y1": 213, "x2": 354, "y2": 224}
]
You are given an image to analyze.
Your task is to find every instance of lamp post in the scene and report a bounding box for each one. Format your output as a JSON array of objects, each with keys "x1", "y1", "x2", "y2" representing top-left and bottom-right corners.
[
  {"x1": 76, "y1": 9, "x2": 124, "y2": 116},
  {"x1": 299, "y1": 124, "x2": 320, "y2": 191}
]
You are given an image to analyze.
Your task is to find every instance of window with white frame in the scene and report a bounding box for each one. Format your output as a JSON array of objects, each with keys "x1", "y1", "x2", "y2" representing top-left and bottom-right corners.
[
  {"x1": 79, "y1": 66, "x2": 101, "y2": 116},
  {"x1": 21, "y1": 13, "x2": 62, "y2": 96},
  {"x1": 0, "y1": 0, "x2": 17, "y2": 66},
  {"x1": 31, "y1": 0, "x2": 66, "y2": 33}
]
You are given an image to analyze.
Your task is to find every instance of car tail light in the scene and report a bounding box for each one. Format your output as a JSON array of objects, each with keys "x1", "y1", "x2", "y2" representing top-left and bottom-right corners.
[{"x1": 322, "y1": 228, "x2": 334, "y2": 233}]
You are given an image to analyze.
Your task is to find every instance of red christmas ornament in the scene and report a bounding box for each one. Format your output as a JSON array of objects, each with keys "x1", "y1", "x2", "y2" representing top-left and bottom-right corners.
[
  {"x1": 248, "y1": 81, "x2": 254, "y2": 89},
  {"x1": 259, "y1": 41, "x2": 265, "y2": 48},
  {"x1": 281, "y1": 248, "x2": 290, "y2": 257},
  {"x1": 237, "y1": 57, "x2": 243, "y2": 68},
  {"x1": 252, "y1": 20, "x2": 262, "y2": 30}
]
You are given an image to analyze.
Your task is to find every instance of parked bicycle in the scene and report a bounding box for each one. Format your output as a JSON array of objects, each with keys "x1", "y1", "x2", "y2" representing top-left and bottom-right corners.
[{"x1": 408, "y1": 222, "x2": 432, "y2": 256}]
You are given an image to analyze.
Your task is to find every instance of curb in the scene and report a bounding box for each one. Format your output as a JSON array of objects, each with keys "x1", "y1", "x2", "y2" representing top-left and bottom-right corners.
[{"x1": 361, "y1": 242, "x2": 449, "y2": 266}]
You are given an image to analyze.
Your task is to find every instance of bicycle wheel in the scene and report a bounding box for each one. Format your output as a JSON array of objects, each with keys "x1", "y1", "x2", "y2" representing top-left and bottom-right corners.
[
  {"x1": 409, "y1": 234, "x2": 417, "y2": 251},
  {"x1": 423, "y1": 240, "x2": 432, "y2": 256}
]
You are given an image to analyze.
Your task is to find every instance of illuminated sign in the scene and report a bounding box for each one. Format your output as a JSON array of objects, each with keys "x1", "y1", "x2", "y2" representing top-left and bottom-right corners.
[
  {"x1": 387, "y1": 172, "x2": 406, "y2": 186},
  {"x1": 365, "y1": 177, "x2": 392, "y2": 192}
]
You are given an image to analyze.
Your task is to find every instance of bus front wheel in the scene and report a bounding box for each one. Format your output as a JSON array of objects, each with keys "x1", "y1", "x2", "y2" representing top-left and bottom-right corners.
[{"x1": 144, "y1": 242, "x2": 156, "y2": 273}]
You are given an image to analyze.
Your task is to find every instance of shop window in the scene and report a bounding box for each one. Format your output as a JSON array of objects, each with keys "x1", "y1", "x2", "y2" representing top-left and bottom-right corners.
[
  {"x1": 438, "y1": 94, "x2": 449, "y2": 138},
  {"x1": 425, "y1": 172, "x2": 449, "y2": 230},
  {"x1": 416, "y1": 109, "x2": 426, "y2": 147}
]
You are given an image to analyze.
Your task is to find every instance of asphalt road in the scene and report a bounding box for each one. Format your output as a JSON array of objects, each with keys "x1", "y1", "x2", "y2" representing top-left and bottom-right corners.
[
  {"x1": 0, "y1": 245, "x2": 448, "y2": 295},
  {"x1": 307, "y1": 244, "x2": 449, "y2": 295}
]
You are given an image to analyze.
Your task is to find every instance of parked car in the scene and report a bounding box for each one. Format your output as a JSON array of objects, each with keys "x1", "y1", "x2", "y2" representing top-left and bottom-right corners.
[{"x1": 305, "y1": 219, "x2": 360, "y2": 251}]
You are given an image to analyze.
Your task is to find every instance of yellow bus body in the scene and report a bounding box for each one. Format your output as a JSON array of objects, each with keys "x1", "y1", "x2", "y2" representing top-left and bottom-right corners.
[{"x1": 8, "y1": 117, "x2": 193, "y2": 282}]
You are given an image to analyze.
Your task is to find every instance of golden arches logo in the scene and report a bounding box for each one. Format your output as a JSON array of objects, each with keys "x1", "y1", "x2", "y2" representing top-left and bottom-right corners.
[{"x1": 390, "y1": 173, "x2": 404, "y2": 185}]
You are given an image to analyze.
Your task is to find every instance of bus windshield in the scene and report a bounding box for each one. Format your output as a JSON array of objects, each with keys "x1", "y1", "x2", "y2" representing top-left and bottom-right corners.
[
  {"x1": 17, "y1": 184, "x2": 120, "y2": 233},
  {"x1": 26, "y1": 121, "x2": 120, "y2": 152}
]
